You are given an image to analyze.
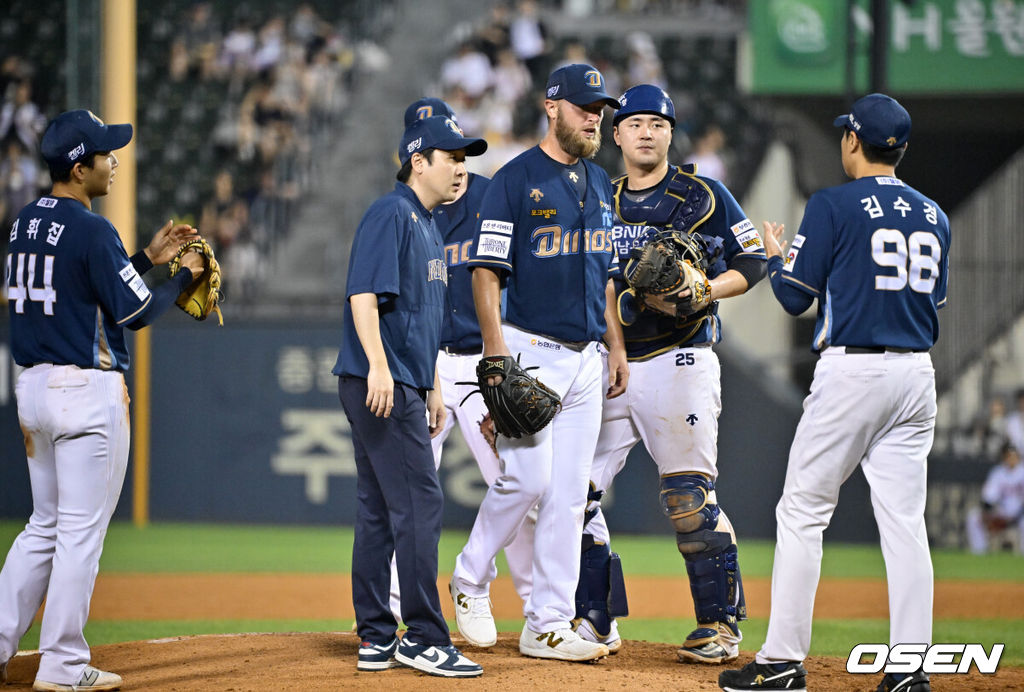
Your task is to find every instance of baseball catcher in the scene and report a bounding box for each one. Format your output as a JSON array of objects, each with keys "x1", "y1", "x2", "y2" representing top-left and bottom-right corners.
[
  {"x1": 623, "y1": 229, "x2": 715, "y2": 318},
  {"x1": 461, "y1": 354, "x2": 561, "y2": 438},
  {"x1": 168, "y1": 237, "x2": 224, "y2": 325}
]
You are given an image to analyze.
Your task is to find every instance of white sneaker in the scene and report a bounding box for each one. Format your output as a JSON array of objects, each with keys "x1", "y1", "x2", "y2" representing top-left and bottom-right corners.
[
  {"x1": 33, "y1": 666, "x2": 122, "y2": 691},
  {"x1": 450, "y1": 581, "x2": 497, "y2": 647},
  {"x1": 519, "y1": 625, "x2": 610, "y2": 661},
  {"x1": 574, "y1": 617, "x2": 622, "y2": 654}
]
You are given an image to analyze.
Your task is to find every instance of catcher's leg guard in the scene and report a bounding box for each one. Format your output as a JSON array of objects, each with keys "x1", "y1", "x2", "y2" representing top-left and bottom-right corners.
[
  {"x1": 660, "y1": 473, "x2": 746, "y2": 663},
  {"x1": 584, "y1": 482, "x2": 604, "y2": 527},
  {"x1": 573, "y1": 534, "x2": 628, "y2": 638}
]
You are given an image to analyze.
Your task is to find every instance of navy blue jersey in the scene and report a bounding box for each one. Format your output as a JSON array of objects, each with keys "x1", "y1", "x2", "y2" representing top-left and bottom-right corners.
[
  {"x1": 437, "y1": 172, "x2": 488, "y2": 352},
  {"x1": 333, "y1": 183, "x2": 448, "y2": 389},
  {"x1": 6, "y1": 196, "x2": 152, "y2": 370},
  {"x1": 469, "y1": 146, "x2": 616, "y2": 343},
  {"x1": 611, "y1": 165, "x2": 766, "y2": 359},
  {"x1": 781, "y1": 175, "x2": 950, "y2": 351}
]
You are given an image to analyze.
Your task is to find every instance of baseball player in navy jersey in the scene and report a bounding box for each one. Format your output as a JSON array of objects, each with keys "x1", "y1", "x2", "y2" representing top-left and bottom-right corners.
[
  {"x1": 332, "y1": 115, "x2": 487, "y2": 677},
  {"x1": 449, "y1": 63, "x2": 628, "y2": 663},
  {"x1": 0, "y1": 110, "x2": 205, "y2": 692},
  {"x1": 573, "y1": 85, "x2": 767, "y2": 660},
  {"x1": 720, "y1": 94, "x2": 949, "y2": 692},
  {"x1": 385, "y1": 99, "x2": 535, "y2": 626}
]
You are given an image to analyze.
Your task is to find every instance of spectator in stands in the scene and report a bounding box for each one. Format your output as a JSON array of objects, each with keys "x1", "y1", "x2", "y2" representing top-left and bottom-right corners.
[
  {"x1": 1007, "y1": 389, "x2": 1024, "y2": 456},
  {"x1": 626, "y1": 31, "x2": 666, "y2": 87},
  {"x1": 688, "y1": 122, "x2": 728, "y2": 183},
  {"x1": 477, "y1": 2, "x2": 512, "y2": 65},
  {"x1": 0, "y1": 80, "x2": 47, "y2": 153},
  {"x1": 965, "y1": 442, "x2": 1024, "y2": 554},
  {"x1": 0, "y1": 140, "x2": 41, "y2": 231},
  {"x1": 442, "y1": 41, "x2": 494, "y2": 101},
  {"x1": 510, "y1": 0, "x2": 549, "y2": 82},
  {"x1": 182, "y1": 1, "x2": 222, "y2": 81},
  {"x1": 952, "y1": 396, "x2": 1010, "y2": 461}
]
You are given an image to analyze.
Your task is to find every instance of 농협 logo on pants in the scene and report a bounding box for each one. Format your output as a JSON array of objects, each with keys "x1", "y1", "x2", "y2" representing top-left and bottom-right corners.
[
  {"x1": 846, "y1": 643, "x2": 1004, "y2": 675},
  {"x1": 530, "y1": 338, "x2": 561, "y2": 351}
]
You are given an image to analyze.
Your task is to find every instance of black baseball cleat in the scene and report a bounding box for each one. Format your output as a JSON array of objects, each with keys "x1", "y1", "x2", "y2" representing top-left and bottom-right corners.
[
  {"x1": 719, "y1": 660, "x2": 807, "y2": 691},
  {"x1": 875, "y1": 670, "x2": 930, "y2": 692}
]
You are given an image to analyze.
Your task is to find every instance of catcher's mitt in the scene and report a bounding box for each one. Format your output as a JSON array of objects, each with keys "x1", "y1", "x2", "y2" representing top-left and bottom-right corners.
[
  {"x1": 622, "y1": 230, "x2": 712, "y2": 318},
  {"x1": 168, "y1": 237, "x2": 224, "y2": 325},
  {"x1": 462, "y1": 355, "x2": 561, "y2": 438}
]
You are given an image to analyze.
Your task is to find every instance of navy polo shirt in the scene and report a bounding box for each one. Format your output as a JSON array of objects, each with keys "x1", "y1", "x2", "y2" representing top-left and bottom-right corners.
[{"x1": 333, "y1": 182, "x2": 448, "y2": 390}]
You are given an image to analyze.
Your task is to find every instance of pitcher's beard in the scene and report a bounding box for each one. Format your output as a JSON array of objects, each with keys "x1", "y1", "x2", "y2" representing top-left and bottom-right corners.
[{"x1": 555, "y1": 116, "x2": 601, "y2": 160}]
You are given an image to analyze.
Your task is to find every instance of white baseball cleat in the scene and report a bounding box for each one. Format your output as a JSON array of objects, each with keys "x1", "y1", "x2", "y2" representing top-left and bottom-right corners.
[
  {"x1": 449, "y1": 581, "x2": 497, "y2": 647},
  {"x1": 519, "y1": 625, "x2": 610, "y2": 661},
  {"x1": 573, "y1": 616, "x2": 622, "y2": 654},
  {"x1": 33, "y1": 666, "x2": 122, "y2": 691}
]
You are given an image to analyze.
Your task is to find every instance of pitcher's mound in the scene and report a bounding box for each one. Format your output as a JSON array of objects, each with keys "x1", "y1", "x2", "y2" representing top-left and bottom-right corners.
[{"x1": 3, "y1": 632, "x2": 1019, "y2": 691}]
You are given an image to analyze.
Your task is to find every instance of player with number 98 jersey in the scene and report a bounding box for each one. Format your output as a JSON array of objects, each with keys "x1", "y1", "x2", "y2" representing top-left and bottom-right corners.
[
  {"x1": 721, "y1": 93, "x2": 949, "y2": 692},
  {"x1": 780, "y1": 173, "x2": 949, "y2": 351}
]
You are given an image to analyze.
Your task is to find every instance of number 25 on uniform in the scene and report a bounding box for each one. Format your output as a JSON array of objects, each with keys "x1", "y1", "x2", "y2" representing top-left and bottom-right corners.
[{"x1": 676, "y1": 352, "x2": 695, "y2": 366}]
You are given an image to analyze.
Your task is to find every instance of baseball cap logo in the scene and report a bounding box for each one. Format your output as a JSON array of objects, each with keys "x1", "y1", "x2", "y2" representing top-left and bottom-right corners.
[
  {"x1": 547, "y1": 85, "x2": 560, "y2": 98},
  {"x1": 444, "y1": 118, "x2": 463, "y2": 135},
  {"x1": 406, "y1": 137, "x2": 422, "y2": 153},
  {"x1": 86, "y1": 110, "x2": 104, "y2": 125},
  {"x1": 67, "y1": 143, "x2": 86, "y2": 160},
  {"x1": 585, "y1": 70, "x2": 602, "y2": 87},
  {"x1": 416, "y1": 105, "x2": 432, "y2": 120},
  {"x1": 848, "y1": 113, "x2": 861, "y2": 131}
]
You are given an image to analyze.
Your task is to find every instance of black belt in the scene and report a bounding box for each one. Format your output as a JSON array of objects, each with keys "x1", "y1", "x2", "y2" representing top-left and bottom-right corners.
[
  {"x1": 841, "y1": 346, "x2": 924, "y2": 354},
  {"x1": 442, "y1": 345, "x2": 480, "y2": 356}
]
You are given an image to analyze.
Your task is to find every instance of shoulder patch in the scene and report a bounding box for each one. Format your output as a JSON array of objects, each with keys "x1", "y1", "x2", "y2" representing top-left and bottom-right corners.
[
  {"x1": 120, "y1": 263, "x2": 151, "y2": 301},
  {"x1": 481, "y1": 219, "x2": 513, "y2": 235},
  {"x1": 36, "y1": 197, "x2": 58, "y2": 208},
  {"x1": 477, "y1": 233, "x2": 511, "y2": 259},
  {"x1": 874, "y1": 176, "x2": 904, "y2": 186}
]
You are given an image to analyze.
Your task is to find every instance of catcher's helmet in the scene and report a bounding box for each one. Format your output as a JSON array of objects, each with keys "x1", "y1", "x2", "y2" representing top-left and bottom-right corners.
[{"x1": 613, "y1": 84, "x2": 675, "y2": 127}]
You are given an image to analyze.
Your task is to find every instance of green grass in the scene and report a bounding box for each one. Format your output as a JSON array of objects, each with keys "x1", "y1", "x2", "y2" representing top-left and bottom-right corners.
[
  {"x1": 2, "y1": 521, "x2": 1022, "y2": 660},
  {"x1": 3, "y1": 521, "x2": 1022, "y2": 580}
]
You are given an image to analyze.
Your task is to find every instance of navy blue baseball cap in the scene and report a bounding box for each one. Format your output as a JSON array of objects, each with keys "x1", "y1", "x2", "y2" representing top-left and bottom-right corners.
[
  {"x1": 545, "y1": 63, "x2": 620, "y2": 109},
  {"x1": 833, "y1": 93, "x2": 911, "y2": 149},
  {"x1": 41, "y1": 110, "x2": 133, "y2": 169},
  {"x1": 398, "y1": 115, "x2": 486, "y2": 165},
  {"x1": 404, "y1": 98, "x2": 458, "y2": 127}
]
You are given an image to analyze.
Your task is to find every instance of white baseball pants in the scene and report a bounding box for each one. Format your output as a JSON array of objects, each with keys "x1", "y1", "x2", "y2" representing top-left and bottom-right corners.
[
  {"x1": 586, "y1": 345, "x2": 722, "y2": 544},
  {"x1": 0, "y1": 364, "x2": 129, "y2": 684},
  {"x1": 388, "y1": 349, "x2": 536, "y2": 618},
  {"x1": 452, "y1": 325, "x2": 603, "y2": 633},
  {"x1": 758, "y1": 348, "x2": 936, "y2": 663}
]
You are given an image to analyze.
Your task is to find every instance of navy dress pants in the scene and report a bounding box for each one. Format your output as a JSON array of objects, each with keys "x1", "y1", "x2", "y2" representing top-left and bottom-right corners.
[{"x1": 339, "y1": 376, "x2": 450, "y2": 646}]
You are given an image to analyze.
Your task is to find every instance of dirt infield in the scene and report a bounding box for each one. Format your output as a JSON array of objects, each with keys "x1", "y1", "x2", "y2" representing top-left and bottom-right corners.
[
  {"x1": 85, "y1": 573, "x2": 1024, "y2": 620},
  {"x1": 3, "y1": 632, "x2": 1020, "y2": 691},
  {"x1": 4, "y1": 574, "x2": 1019, "y2": 690}
]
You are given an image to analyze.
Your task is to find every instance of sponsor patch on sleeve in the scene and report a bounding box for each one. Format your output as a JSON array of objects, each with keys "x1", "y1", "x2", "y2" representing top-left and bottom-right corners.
[
  {"x1": 792, "y1": 233, "x2": 806, "y2": 248},
  {"x1": 120, "y1": 263, "x2": 151, "y2": 301},
  {"x1": 477, "y1": 233, "x2": 511, "y2": 259},
  {"x1": 736, "y1": 229, "x2": 764, "y2": 251},
  {"x1": 480, "y1": 219, "x2": 513, "y2": 235},
  {"x1": 783, "y1": 247, "x2": 799, "y2": 272},
  {"x1": 730, "y1": 218, "x2": 755, "y2": 238}
]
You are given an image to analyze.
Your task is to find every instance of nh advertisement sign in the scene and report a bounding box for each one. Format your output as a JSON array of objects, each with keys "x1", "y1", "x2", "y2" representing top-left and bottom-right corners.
[{"x1": 744, "y1": 0, "x2": 1024, "y2": 94}]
